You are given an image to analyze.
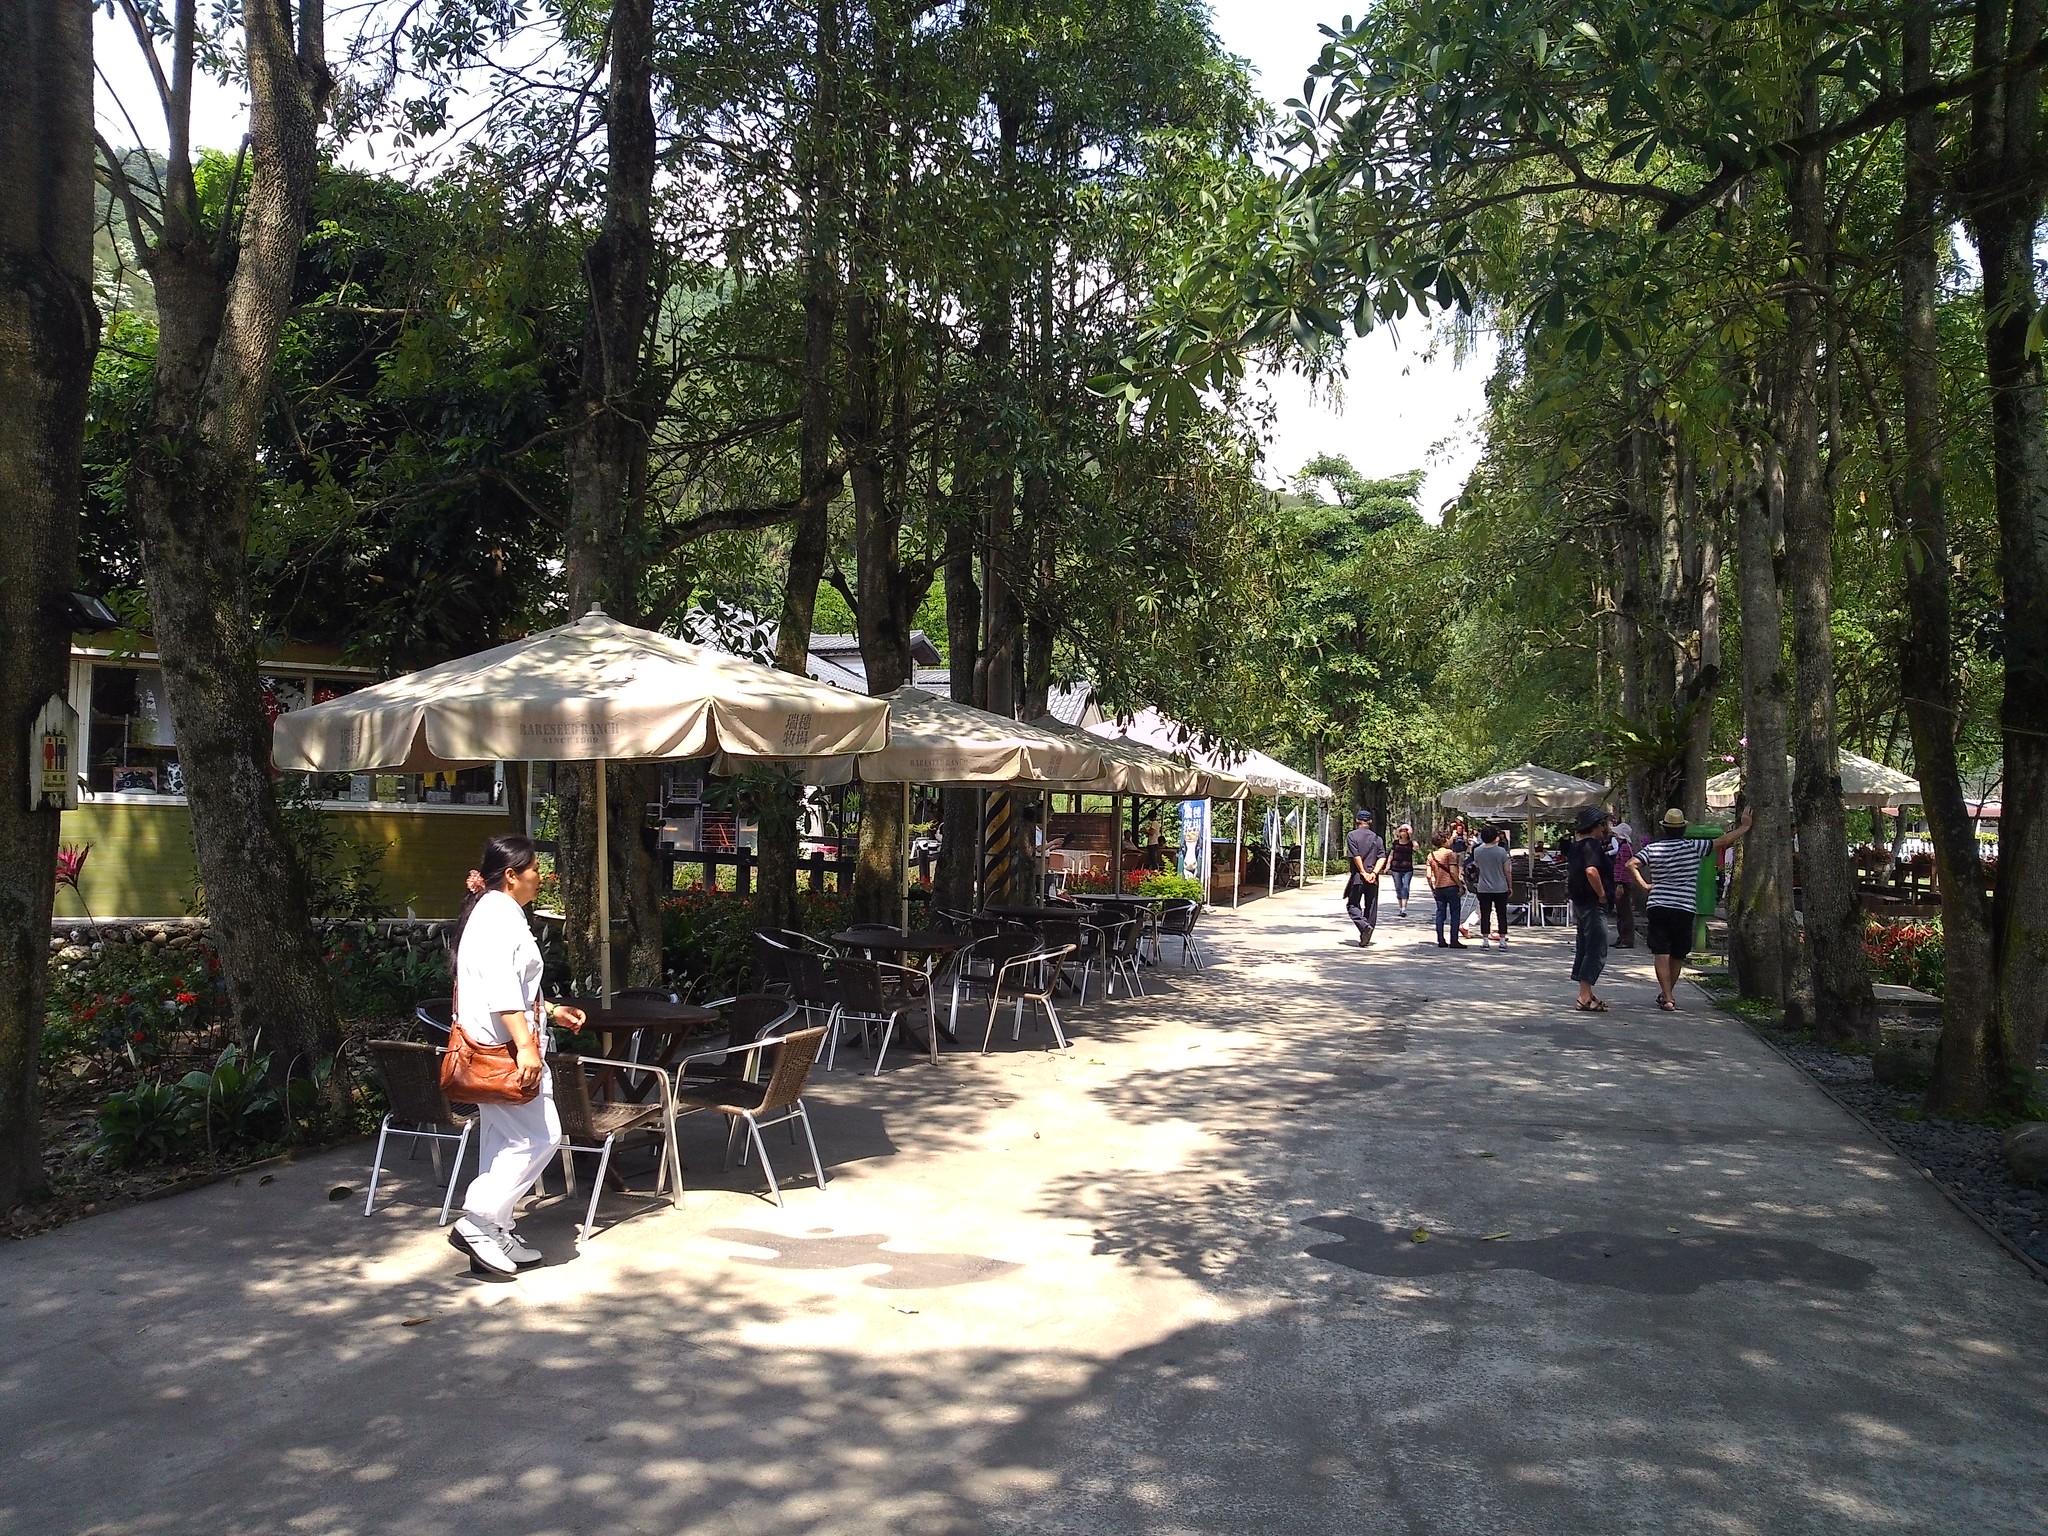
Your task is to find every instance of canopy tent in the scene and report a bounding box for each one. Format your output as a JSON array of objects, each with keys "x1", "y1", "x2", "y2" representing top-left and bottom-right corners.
[
  {"x1": 725, "y1": 686, "x2": 1102, "y2": 787},
  {"x1": 718, "y1": 686, "x2": 1106, "y2": 923},
  {"x1": 1440, "y1": 763, "x2": 1609, "y2": 816},
  {"x1": 1705, "y1": 750, "x2": 1922, "y2": 810},
  {"x1": 271, "y1": 607, "x2": 893, "y2": 1000},
  {"x1": 1439, "y1": 765, "x2": 1609, "y2": 929},
  {"x1": 1090, "y1": 707, "x2": 1332, "y2": 906},
  {"x1": 1030, "y1": 716, "x2": 1246, "y2": 800}
]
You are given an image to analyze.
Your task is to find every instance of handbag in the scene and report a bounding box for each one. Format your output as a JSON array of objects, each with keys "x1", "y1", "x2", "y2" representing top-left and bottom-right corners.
[{"x1": 440, "y1": 984, "x2": 541, "y2": 1106}]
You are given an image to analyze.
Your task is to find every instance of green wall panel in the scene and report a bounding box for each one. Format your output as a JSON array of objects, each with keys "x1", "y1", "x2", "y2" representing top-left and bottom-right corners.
[{"x1": 53, "y1": 802, "x2": 516, "y2": 921}]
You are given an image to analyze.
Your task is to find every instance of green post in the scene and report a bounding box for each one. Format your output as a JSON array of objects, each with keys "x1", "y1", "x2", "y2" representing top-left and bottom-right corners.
[{"x1": 1687, "y1": 823, "x2": 1724, "y2": 952}]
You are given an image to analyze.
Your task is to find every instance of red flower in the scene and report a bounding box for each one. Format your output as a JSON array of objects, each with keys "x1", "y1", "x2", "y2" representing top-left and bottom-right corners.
[
  {"x1": 56, "y1": 844, "x2": 90, "y2": 886},
  {"x1": 130, "y1": 1030, "x2": 146, "y2": 1043},
  {"x1": 175, "y1": 992, "x2": 198, "y2": 1006},
  {"x1": 118, "y1": 993, "x2": 132, "y2": 1005},
  {"x1": 170, "y1": 976, "x2": 184, "y2": 989}
]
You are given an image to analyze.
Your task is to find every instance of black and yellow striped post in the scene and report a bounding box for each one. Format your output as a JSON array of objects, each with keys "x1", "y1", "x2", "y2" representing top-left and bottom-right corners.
[{"x1": 982, "y1": 789, "x2": 1014, "y2": 903}]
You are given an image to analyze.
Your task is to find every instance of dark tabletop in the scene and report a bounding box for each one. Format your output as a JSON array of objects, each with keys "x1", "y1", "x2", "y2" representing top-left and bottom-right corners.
[
  {"x1": 557, "y1": 996, "x2": 720, "y2": 1034},
  {"x1": 830, "y1": 927, "x2": 967, "y2": 955},
  {"x1": 982, "y1": 904, "x2": 1094, "y2": 924}
]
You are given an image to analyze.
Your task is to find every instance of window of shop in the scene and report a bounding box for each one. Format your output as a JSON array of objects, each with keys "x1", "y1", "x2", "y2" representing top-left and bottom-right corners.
[{"x1": 79, "y1": 660, "x2": 502, "y2": 811}]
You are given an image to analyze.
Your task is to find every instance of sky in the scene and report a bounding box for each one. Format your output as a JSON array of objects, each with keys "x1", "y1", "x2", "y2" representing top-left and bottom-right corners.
[{"x1": 93, "y1": 0, "x2": 1493, "y2": 511}]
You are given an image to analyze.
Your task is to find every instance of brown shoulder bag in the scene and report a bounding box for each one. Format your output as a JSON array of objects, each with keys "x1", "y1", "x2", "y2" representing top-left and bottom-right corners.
[{"x1": 439, "y1": 983, "x2": 541, "y2": 1105}]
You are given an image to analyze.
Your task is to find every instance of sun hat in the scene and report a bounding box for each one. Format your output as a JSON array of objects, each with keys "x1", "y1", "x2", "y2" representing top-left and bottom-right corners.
[
  {"x1": 1574, "y1": 805, "x2": 1610, "y2": 832},
  {"x1": 1661, "y1": 807, "x2": 1688, "y2": 829}
]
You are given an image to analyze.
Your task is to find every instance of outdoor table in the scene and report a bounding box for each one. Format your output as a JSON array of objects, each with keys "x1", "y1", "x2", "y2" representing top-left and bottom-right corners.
[
  {"x1": 981, "y1": 904, "x2": 1087, "y2": 924},
  {"x1": 556, "y1": 996, "x2": 720, "y2": 1101},
  {"x1": 828, "y1": 928, "x2": 966, "y2": 1053}
]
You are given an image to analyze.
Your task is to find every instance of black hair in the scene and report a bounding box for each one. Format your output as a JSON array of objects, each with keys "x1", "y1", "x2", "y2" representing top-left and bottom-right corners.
[{"x1": 454, "y1": 832, "x2": 539, "y2": 950}]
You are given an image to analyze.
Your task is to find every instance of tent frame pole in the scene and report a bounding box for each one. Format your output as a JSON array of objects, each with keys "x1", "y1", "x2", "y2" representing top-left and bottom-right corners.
[{"x1": 597, "y1": 759, "x2": 612, "y2": 1007}]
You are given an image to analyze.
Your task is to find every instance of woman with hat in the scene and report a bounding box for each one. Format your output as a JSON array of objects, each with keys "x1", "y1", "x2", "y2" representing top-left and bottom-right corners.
[{"x1": 1629, "y1": 805, "x2": 1753, "y2": 1010}]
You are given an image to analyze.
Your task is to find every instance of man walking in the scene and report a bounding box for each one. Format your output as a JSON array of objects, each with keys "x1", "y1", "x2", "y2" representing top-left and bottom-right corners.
[
  {"x1": 1566, "y1": 805, "x2": 1612, "y2": 1010},
  {"x1": 1630, "y1": 806, "x2": 1753, "y2": 1010},
  {"x1": 1344, "y1": 809, "x2": 1388, "y2": 947}
]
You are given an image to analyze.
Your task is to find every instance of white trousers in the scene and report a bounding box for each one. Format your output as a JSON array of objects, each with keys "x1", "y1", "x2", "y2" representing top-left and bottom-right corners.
[{"x1": 461, "y1": 1077, "x2": 561, "y2": 1230}]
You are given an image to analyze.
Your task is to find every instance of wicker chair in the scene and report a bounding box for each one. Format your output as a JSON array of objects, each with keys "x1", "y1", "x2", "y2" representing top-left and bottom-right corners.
[
  {"x1": 1156, "y1": 900, "x2": 1207, "y2": 970},
  {"x1": 412, "y1": 997, "x2": 454, "y2": 1041},
  {"x1": 548, "y1": 1054, "x2": 682, "y2": 1246},
  {"x1": 681, "y1": 994, "x2": 798, "y2": 1087},
  {"x1": 791, "y1": 947, "x2": 842, "y2": 1032},
  {"x1": 752, "y1": 932, "x2": 801, "y2": 994},
  {"x1": 828, "y1": 954, "x2": 929, "y2": 1074},
  {"x1": 672, "y1": 1026, "x2": 830, "y2": 1207},
  {"x1": 984, "y1": 942, "x2": 1076, "y2": 1054},
  {"x1": 363, "y1": 1040, "x2": 474, "y2": 1223},
  {"x1": 1038, "y1": 918, "x2": 1109, "y2": 1006}
]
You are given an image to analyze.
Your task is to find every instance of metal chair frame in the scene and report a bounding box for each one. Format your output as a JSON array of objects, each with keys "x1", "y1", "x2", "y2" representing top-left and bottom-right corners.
[
  {"x1": 673, "y1": 1027, "x2": 830, "y2": 1207},
  {"x1": 1157, "y1": 900, "x2": 1208, "y2": 971},
  {"x1": 983, "y1": 943, "x2": 1077, "y2": 1053},
  {"x1": 825, "y1": 953, "x2": 932, "y2": 1074},
  {"x1": 549, "y1": 1054, "x2": 684, "y2": 1246},
  {"x1": 362, "y1": 1040, "x2": 472, "y2": 1224}
]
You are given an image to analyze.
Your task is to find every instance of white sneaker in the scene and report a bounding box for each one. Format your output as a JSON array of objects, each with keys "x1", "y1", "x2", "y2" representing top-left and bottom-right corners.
[
  {"x1": 450, "y1": 1215, "x2": 518, "y2": 1276},
  {"x1": 498, "y1": 1224, "x2": 542, "y2": 1266},
  {"x1": 1481, "y1": 936, "x2": 1493, "y2": 948}
]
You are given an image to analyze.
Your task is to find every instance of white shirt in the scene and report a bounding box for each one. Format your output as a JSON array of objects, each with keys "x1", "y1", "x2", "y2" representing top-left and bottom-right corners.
[{"x1": 455, "y1": 890, "x2": 544, "y2": 1046}]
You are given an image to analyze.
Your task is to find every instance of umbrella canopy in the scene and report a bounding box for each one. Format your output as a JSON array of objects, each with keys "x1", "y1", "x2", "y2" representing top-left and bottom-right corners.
[
  {"x1": 271, "y1": 608, "x2": 892, "y2": 773},
  {"x1": 722, "y1": 685, "x2": 1103, "y2": 786},
  {"x1": 1440, "y1": 763, "x2": 1609, "y2": 816},
  {"x1": 1705, "y1": 750, "x2": 1922, "y2": 810},
  {"x1": 1032, "y1": 716, "x2": 1233, "y2": 798},
  {"x1": 1092, "y1": 708, "x2": 1329, "y2": 799}
]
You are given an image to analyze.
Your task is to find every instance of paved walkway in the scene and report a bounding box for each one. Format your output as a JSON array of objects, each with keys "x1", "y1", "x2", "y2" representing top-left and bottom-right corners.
[{"x1": 4, "y1": 888, "x2": 2046, "y2": 1534}]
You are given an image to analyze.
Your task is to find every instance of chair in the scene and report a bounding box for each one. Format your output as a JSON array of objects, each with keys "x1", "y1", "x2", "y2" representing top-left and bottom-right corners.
[
  {"x1": 774, "y1": 928, "x2": 841, "y2": 958},
  {"x1": 672, "y1": 1026, "x2": 831, "y2": 1206},
  {"x1": 363, "y1": 1041, "x2": 474, "y2": 1223},
  {"x1": 412, "y1": 997, "x2": 453, "y2": 1041},
  {"x1": 950, "y1": 931, "x2": 1034, "y2": 1027},
  {"x1": 827, "y1": 954, "x2": 930, "y2": 1074},
  {"x1": 753, "y1": 932, "x2": 801, "y2": 995},
  {"x1": 1097, "y1": 916, "x2": 1147, "y2": 998},
  {"x1": 1535, "y1": 879, "x2": 1570, "y2": 926},
  {"x1": 984, "y1": 943, "x2": 1076, "y2": 1054},
  {"x1": 548, "y1": 1054, "x2": 683, "y2": 1246},
  {"x1": 1039, "y1": 918, "x2": 1108, "y2": 1006},
  {"x1": 1157, "y1": 900, "x2": 1207, "y2": 970},
  {"x1": 681, "y1": 994, "x2": 800, "y2": 1087}
]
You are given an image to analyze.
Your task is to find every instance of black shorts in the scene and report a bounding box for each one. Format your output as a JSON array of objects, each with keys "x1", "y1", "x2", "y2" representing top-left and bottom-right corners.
[{"x1": 1646, "y1": 906, "x2": 1695, "y2": 958}]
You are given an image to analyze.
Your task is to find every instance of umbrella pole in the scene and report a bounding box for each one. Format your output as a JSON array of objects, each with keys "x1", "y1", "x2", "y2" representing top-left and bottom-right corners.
[
  {"x1": 901, "y1": 780, "x2": 911, "y2": 931},
  {"x1": 1232, "y1": 799, "x2": 1241, "y2": 908},
  {"x1": 597, "y1": 759, "x2": 612, "y2": 1008},
  {"x1": 1112, "y1": 793, "x2": 1123, "y2": 893}
]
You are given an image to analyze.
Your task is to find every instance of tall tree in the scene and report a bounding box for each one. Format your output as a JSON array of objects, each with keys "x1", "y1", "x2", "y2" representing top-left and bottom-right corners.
[
  {"x1": 99, "y1": 0, "x2": 345, "y2": 1086},
  {"x1": 558, "y1": 0, "x2": 666, "y2": 990},
  {"x1": 0, "y1": 0, "x2": 97, "y2": 1205}
]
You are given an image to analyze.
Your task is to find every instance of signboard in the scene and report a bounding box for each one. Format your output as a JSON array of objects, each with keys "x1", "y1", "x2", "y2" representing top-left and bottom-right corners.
[
  {"x1": 1179, "y1": 798, "x2": 1208, "y2": 889},
  {"x1": 29, "y1": 694, "x2": 80, "y2": 813}
]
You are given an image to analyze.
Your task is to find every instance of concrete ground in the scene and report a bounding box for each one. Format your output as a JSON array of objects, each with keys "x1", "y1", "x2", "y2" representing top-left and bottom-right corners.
[{"x1": 4, "y1": 888, "x2": 2046, "y2": 1535}]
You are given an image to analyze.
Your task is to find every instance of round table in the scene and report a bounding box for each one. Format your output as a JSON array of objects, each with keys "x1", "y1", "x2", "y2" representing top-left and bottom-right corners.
[
  {"x1": 555, "y1": 996, "x2": 720, "y2": 1100},
  {"x1": 828, "y1": 929, "x2": 967, "y2": 1054}
]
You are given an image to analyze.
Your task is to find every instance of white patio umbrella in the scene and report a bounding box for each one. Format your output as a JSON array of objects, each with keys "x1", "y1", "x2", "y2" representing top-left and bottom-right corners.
[
  {"x1": 271, "y1": 607, "x2": 893, "y2": 1002},
  {"x1": 1441, "y1": 764, "x2": 1610, "y2": 927},
  {"x1": 1705, "y1": 750, "x2": 1922, "y2": 810}
]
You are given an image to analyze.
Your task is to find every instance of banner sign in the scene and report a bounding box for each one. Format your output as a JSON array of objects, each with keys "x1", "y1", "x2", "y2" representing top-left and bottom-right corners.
[{"x1": 30, "y1": 694, "x2": 80, "y2": 813}]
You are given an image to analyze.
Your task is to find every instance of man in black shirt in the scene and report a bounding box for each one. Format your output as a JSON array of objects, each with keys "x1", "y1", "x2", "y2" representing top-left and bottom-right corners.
[
  {"x1": 1344, "y1": 809, "x2": 1388, "y2": 947},
  {"x1": 1565, "y1": 805, "x2": 1612, "y2": 1010}
]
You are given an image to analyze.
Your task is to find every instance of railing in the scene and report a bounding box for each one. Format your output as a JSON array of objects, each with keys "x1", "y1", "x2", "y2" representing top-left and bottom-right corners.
[{"x1": 661, "y1": 849, "x2": 854, "y2": 896}]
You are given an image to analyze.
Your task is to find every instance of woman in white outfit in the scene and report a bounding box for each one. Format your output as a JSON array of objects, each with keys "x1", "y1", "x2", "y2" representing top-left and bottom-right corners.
[{"x1": 447, "y1": 834, "x2": 585, "y2": 1278}]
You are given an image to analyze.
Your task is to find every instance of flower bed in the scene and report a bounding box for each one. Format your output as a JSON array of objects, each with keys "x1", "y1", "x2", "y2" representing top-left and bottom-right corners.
[
  {"x1": 1064, "y1": 868, "x2": 1206, "y2": 900},
  {"x1": 1865, "y1": 917, "x2": 1946, "y2": 996}
]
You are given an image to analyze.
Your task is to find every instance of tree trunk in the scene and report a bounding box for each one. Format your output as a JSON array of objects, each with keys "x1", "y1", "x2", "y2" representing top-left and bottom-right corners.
[
  {"x1": 1728, "y1": 451, "x2": 1798, "y2": 1006},
  {"x1": 1964, "y1": 0, "x2": 2048, "y2": 1109},
  {"x1": 0, "y1": 0, "x2": 95, "y2": 1205},
  {"x1": 938, "y1": 503, "x2": 982, "y2": 913},
  {"x1": 755, "y1": 0, "x2": 843, "y2": 939},
  {"x1": 1895, "y1": 6, "x2": 1999, "y2": 1110},
  {"x1": 123, "y1": 0, "x2": 345, "y2": 1087},
  {"x1": 1779, "y1": 108, "x2": 1875, "y2": 1045},
  {"x1": 560, "y1": 0, "x2": 661, "y2": 986}
]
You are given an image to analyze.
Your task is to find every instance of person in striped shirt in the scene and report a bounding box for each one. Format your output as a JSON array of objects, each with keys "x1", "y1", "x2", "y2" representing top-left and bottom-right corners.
[{"x1": 1628, "y1": 805, "x2": 1753, "y2": 1011}]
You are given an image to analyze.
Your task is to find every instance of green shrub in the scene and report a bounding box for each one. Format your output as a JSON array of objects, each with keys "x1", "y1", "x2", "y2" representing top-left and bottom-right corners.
[
  {"x1": 660, "y1": 885, "x2": 853, "y2": 997},
  {"x1": 94, "y1": 1081, "x2": 199, "y2": 1166},
  {"x1": 179, "y1": 1042, "x2": 284, "y2": 1154},
  {"x1": 1133, "y1": 871, "x2": 1205, "y2": 901},
  {"x1": 1865, "y1": 918, "x2": 1945, "y2": 996},
  {"x1": 45, "y1": 943, "x2": 229, "y2": 1075}
]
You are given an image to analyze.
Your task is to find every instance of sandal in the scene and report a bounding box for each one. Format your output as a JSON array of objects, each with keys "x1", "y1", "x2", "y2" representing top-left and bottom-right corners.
[
  {"x1": 1658, "y1": 997, "x2": 1677, "y2": 1011},
  {"x1": 1576, "y1": 998, "x2": 1609, "y2": 1012}
]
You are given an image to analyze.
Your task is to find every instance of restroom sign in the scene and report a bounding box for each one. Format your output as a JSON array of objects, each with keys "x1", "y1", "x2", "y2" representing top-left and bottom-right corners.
[{"x1": 29, "y1": 694, "x2": 79, "y2": 812}]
